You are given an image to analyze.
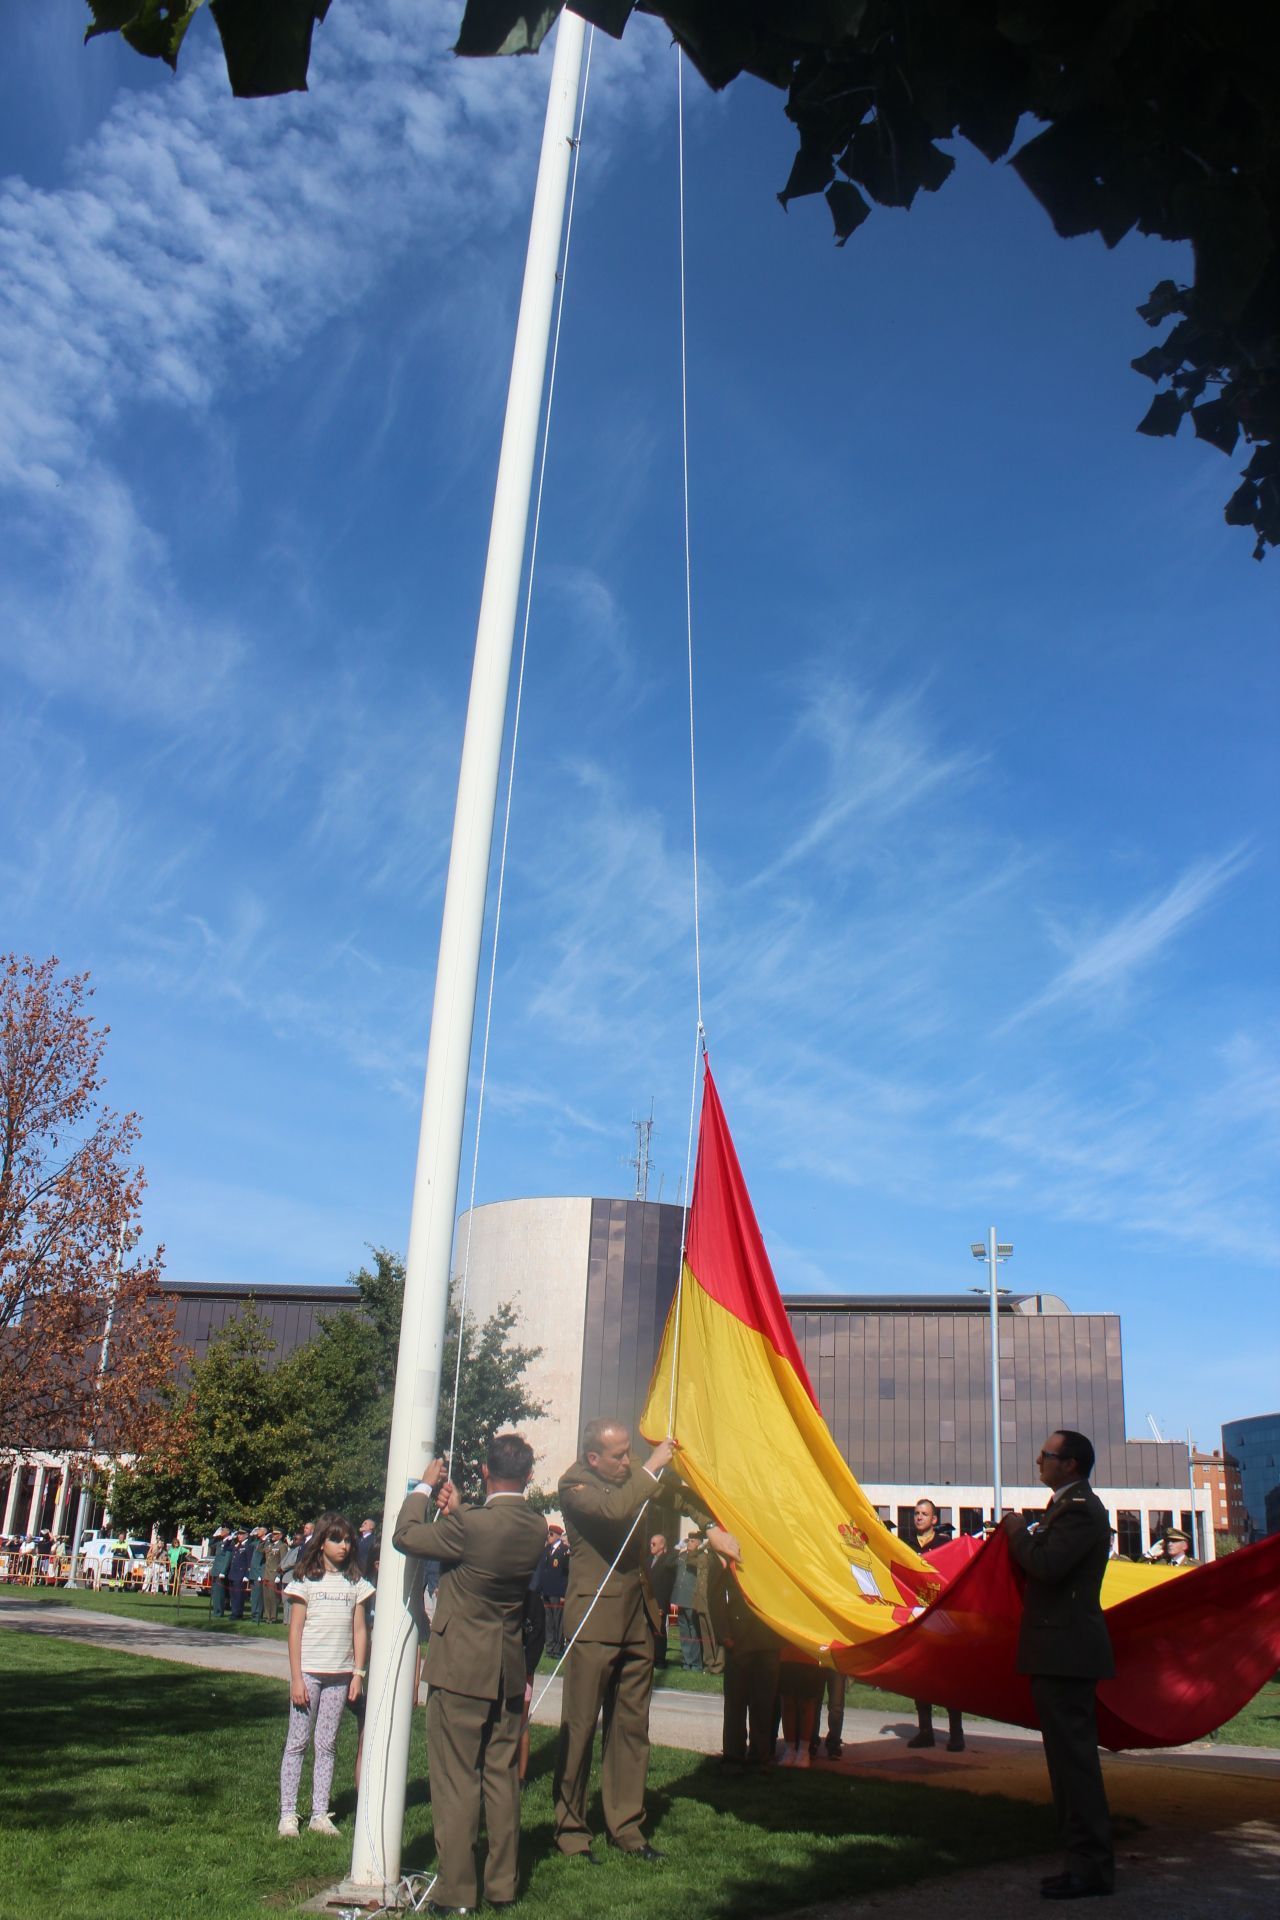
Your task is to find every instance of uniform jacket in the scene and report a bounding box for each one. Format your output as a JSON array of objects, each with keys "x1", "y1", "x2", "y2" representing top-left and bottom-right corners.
[
  {"x1": 557, "y1": 1459, "x2": 663, "y2": 1646},
  {"x1": 648, "y1": 1547, "x2": 680, "y2": 1615},
  {"x1": 706, "y1": 1554, "x2": 781, "y2": 1656},
  {"x1": 670, "y1": 1544, "x2": 699, "y2": 1611},
  {"x1": 393, "y1": 1491, "x2": 547, "y2": 1700},
  {"x1": 532, "y1": 1535, "x2": 570, "y2": 1600},
  {"x1": 229, "y1": 1539, "x2": 263, "y2": 1583},
  {"x1": 1007, "y1": 1482, "x2": 1115, "y2": 1680}
]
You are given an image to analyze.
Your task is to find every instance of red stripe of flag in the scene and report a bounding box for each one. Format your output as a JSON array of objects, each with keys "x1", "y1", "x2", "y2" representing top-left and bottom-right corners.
[{"x1": 685, "y1": 1063, "x2": 818, "y2": 1406}]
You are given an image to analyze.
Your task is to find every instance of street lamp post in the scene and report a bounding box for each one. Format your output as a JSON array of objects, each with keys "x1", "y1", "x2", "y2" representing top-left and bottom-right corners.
[
  {"x1": 970, "y1": 1229, "x2": 1013, "y2": 1521},
  {"x1": 65, "y1": 1237, "x2": 122, "y2": 1589}
]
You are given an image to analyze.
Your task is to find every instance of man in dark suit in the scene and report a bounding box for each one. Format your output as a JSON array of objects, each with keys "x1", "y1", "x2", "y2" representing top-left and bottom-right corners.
[
  {"x1": 1003, "y1": 1429, "x2": 1115, "y2": 1902},
  {"x1": 394, "y1": 1433, "x2": 547, "y2": 1916},
  {"x1": 355, "y1": 1518, "x2": 378, "y2": 1575},
  {"x1": 208, "y1": 1526, "x2": 232, "y2": 1616},
  {"x1": 227, "y1": 1527, "x2": 261, "y2": 1620},
  {"x1": 647, "y1": 1531, "x2": 679, "y2": 1667}
]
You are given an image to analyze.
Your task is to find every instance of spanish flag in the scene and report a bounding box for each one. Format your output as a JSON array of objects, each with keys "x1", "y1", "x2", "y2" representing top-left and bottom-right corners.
[
  {"x1": 641, "y1": 1059, "x2": 939, "y2": 1651},
  {"x1": 641, "y1": 1057, "x2": 1280, "y2": 1748}
]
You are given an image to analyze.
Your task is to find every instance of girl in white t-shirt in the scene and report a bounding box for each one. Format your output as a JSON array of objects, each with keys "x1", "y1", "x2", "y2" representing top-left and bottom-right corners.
[{"x1": 278, "y1": 1512, "x2": 373, "y2": 1837}]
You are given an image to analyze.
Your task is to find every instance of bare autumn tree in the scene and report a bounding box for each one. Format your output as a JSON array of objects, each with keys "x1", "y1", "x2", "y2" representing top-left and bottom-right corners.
[{"x1": 0, "y1": 955, "x2": 183, "y2": 1461}]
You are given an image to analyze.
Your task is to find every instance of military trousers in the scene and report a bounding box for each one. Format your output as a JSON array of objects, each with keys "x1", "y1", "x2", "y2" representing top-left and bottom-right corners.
[
  {"x1": 426, "y1": 1684, "x2": 524, "y2": 1908},
  {"x1": 722, "y1": 1646, "x2": 780, "y2": 1763},
  {"x1": 553, "y1": 1636, "x2": 653, "y2": 1853},
  {"x1": 1030, "y1": 1674, "x2": 1114, "y2": 1889}
]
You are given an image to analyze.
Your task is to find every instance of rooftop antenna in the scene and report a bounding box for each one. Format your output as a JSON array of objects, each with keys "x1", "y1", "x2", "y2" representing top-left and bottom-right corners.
[
  {"x1": 1146, "y1": 1412, "x2": 1168, "y2": 1443},
  {"x1": 628, "y1": 1100, "x2": 656, "y2": 1201}
]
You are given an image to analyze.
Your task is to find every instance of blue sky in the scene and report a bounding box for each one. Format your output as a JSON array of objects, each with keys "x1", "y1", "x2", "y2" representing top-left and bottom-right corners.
[{"x1": 3, "y1": 3, "x2": 1276, "y2": 1461}]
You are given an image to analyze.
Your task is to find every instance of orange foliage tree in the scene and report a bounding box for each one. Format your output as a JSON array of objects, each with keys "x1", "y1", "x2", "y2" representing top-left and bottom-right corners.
[{"x1": 0, "y1": 955, "x2": 184, "y2": 1462}]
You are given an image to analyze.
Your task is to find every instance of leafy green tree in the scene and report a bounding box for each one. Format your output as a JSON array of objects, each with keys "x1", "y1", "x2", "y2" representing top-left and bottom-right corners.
[
  {"x1": 436, "y1": 1292, "x2": 547, "y2": 1504},
  {"x1": 84, "y1": 1, "x2": 1280, "y2": 559},
  {"x1": 110, "y1": 1303, "x2": 313, "y2": 1533},
  {"x1": 314, "y1": 1247, "x2": 547, "y2": 1507},
  {"x1": 110, "y1": 1250, "x2": 545, "y2": 1532}
]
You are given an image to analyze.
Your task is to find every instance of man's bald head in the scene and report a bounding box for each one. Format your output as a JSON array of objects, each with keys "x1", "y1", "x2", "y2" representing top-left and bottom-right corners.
[{"x1": 583, "y1": 1419, "x2": 632, "y2": 1484}]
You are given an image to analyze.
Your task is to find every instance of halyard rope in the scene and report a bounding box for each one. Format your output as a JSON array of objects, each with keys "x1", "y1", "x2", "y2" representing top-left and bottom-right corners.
[{"x1": 669, "y1": 44, "x2": 703, "y2": 1435}]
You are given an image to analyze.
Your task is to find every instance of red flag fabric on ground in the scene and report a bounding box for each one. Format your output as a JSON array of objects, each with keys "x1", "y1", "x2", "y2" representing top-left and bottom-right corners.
[{"x1": 641, "y1": 1056, "x2": 1280, "y2": 1749}]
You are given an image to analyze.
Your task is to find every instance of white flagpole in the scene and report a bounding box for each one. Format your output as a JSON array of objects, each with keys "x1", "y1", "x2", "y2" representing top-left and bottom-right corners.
[{"x1": 345, "y1": 12, "x2": 586, "y2": 1898}]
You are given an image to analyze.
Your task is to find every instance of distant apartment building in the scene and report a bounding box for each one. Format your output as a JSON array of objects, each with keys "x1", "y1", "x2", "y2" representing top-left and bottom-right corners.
[{"x1": 1191, "y1": 1447, "x2": 1249, "y2": 1541}]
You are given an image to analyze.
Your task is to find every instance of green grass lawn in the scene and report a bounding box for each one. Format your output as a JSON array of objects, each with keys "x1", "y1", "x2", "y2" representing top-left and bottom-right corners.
[
  {"x1": 0, "y1": 1630, "x2": 1061, "y2": 1920},
  {"x1": 1205, "y1": 1677, "x2": 1280, "y2": 1748}
]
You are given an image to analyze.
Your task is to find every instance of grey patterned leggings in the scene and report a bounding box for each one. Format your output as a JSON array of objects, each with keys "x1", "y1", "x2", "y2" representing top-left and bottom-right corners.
[{"x1": 280, "y1": 1673, "x2": 348, "y2": 1816}]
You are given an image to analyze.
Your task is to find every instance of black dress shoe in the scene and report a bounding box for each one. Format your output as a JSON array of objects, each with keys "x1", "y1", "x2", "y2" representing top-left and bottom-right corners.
[
  {"x1": 609, "y1": 1841, "x2": 665, "y2": 1862},
  {"x1": 1041, "y1": 1874, "x2": 1112, "y2": 1900},
  {"x1": 1041, "y1": 1874, "x2": 1071, "y2": 1892}
]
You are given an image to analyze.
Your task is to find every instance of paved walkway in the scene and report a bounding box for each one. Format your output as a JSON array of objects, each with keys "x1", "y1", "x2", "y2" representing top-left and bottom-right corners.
[{"x1": 5, "y1": 1601, "x2": 1278, "y2": 1916}]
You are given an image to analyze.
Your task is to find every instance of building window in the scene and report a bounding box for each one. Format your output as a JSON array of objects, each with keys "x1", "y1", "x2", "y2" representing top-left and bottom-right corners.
[
  {"x1": 959, "y1": 1507, "x2": 984, "y2": 1536},
  {"x1": 1116, "y1": 1511, "x2": 1142, "y2": 1560}
]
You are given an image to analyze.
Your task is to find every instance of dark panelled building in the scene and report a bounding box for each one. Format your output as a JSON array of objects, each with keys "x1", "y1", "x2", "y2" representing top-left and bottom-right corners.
[
  {"x1": 786, "y1": 1294, "x2": 1188, "y2": 1492},
  {"x1": 166, "y1": 1281, "x2": 362, "y2": 1369},
  {"x1": 552, "y1": 1202, "x2": 1186, "y2": 1493},
  {"x1": 577, "y1": 1199, "x2": 687, "y2": 1446}
]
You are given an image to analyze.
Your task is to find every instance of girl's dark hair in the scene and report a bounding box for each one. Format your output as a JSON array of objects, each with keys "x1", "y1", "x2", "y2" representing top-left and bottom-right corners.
[{"x1": 297, "y1": 1512, "x2": 359, "y2": 1583}]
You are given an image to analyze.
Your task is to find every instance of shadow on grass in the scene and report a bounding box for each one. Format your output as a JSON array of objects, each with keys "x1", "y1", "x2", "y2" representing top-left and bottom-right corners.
[
  {"x1": 486, "y1": 1730, "x2": 1061, "y2": 1918},
  {"x1": 0, "y1": 1652, "x2": 281, "y2": 1829},
  {"x1": 3, "y1": 1640, "x2": 1060, "y2": 1920}
]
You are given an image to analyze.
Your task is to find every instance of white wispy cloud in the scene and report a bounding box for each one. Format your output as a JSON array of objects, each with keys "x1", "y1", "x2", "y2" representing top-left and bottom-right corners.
[
  {"x1": 960, "y1": 1057, "x2": 1280, "y2": 1265},
  {"x1": 749, "y1": 674, "x2": 981, "y2": 887},
  {"x1": 0, "y1": 4, "x2": 672, "y2": 729},
  {"x1": 518, "y1": 756, "x2": 697, "y2": 1049},
  {"x1": 1003, "y1": 844, "x2": 1252, "y2": 1029}
]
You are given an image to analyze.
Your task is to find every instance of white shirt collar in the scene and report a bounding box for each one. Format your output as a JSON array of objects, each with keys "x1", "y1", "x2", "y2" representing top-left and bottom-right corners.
[
  {"x1": 484, "y1": 1491, "x2": 525, "y2": 1503},
  {"x1": 1051, "y1": 1479, "x2": 1087, "y2": 1504}
]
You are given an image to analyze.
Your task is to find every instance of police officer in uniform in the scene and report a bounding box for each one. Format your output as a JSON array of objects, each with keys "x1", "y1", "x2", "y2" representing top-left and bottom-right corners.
[
  {"x1": 1003, "y1": 1429, "x2": 1114, "y2": 1902},
  {"x1": 394, "y1": 1434, "x2": 547, "y2": 1916}
]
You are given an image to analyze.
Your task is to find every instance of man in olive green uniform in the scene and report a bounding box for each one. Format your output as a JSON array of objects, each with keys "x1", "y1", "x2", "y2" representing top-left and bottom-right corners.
[
  {"x1": 260, "y1": 1528, "x2": 285, "y2": 1624},
  {"x1": 1159, "y1": 1527, "x2": 1196, "y2": 1566},
  {"x1": 706, "y1": 1548, "x2": 781, "y2": 1767},
  {"x1": 394, "y1": 1434, "x2": 547, "y2": 1915},
  {"x1": 1004, "y1": 1429, "x2": 1114, "y2": 1902},
  {"x1": 553, "y1": 1422, "x2": 675, "y2": 1861}
]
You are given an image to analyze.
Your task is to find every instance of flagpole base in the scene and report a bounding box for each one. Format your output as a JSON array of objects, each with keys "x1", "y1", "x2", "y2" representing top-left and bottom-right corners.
[{"x1": 303, "y1": 1874, "x2": 396, "y2": 1912}]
